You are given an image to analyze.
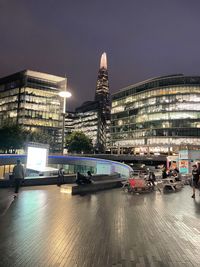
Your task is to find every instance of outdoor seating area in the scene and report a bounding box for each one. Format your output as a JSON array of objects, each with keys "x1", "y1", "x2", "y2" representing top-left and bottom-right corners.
[
  {"x1": 122, "y1": 175, "x2": 184, "y2": 194},
  {"x1": 162, "y1": 177, "x2": 184, "y2": 192},
  {"x1": 122, "y1": 178, "x2": 154, "y2": 193}
]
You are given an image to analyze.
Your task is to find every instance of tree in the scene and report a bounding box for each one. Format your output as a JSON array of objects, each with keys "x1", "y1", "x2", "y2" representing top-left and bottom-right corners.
[
  {"x1": 0, "y1": 122, "x2": 55, "y2": 153},
  {"x1": 0, "y1": 123, "x2": 28, "y2": 153},
  {"x1": 66, "y1": 131, "x2": 93, "y2": 154},
  {"x1": 27, "y1": 131, "x2": 55, "y2": 152}
]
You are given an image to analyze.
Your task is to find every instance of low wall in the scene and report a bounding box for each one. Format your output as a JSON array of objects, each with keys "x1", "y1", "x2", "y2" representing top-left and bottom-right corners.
[
  {"x1": 0, "y1": 173, "x2": 122, "y2": 188},
  {"x1": 0, "y1": 174, "x2": 76, "y2": 188},
  {"x1": 71, "y1": 181, "x2": 123, "y2": 195}
]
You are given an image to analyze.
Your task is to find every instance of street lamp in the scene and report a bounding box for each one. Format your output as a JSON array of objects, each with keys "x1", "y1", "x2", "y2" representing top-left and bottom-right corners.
[{"x1": 59, "y1": 91, "x2": 72, "y2": 155}]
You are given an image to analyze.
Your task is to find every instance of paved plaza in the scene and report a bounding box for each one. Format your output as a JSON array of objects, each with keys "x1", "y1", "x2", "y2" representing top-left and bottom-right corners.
[{"x1": 0, "y1": 185, "x2": 200, "y2": 267}]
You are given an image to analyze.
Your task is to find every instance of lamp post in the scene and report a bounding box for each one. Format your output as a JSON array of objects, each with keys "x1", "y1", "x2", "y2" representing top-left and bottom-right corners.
[{"x1": 59, "y1": 91, "x2": 72, "y2": 155}]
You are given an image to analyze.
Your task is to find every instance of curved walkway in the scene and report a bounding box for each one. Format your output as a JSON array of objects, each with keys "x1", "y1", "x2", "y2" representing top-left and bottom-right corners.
[{"x1": 0, "y1": 186, "x2": 200, "y2": 267}]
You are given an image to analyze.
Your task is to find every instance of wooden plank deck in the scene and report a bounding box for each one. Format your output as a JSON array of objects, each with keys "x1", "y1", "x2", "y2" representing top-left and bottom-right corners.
[{"x1": 0, "y1": 185, "x2": 200, "y2": 266}]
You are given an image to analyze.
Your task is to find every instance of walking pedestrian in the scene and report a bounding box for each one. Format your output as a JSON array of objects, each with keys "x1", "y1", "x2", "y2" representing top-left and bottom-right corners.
[
  {"x1": 13, "y1": 159, "x2": 25, "y2": 198},
  {"x1": 57, "y1": 167, "x2": 64, "y2": 186},
  {"x1": 191, "y1": 165, "x2": 200, "y2": 198}
]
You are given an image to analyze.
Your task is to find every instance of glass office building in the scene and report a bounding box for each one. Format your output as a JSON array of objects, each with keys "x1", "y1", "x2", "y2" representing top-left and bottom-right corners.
[
  {"x1": 65, "y1": 109, "x2": 99, "y2": 147},
  {"x1": 111, "y1": 74, "x2": 200, "y2": 155},
  {"x1": 0, "y1": 70, "x2": 66, "y2": 151}
]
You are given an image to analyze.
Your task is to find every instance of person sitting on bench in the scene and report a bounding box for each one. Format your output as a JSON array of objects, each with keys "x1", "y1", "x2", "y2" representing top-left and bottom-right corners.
[
  {"x1": 162, "y1": 168, "x2": 168, "y2": 179},
  {"x1": 173, "y1": 170, "x2": 181, "y2": 181},
  {"x1": 148, "y1": 171, "x2": 156, "y2": 186},
  {"x1": 76, "y1": 172, "x2": 92, "y2": 185},
  {"x1": 87, "y1": 171, "x2": 93, "y2": 181}
]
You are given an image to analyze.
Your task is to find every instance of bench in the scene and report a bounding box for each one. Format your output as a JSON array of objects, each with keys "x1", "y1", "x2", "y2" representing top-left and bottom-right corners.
[
  {"x1": 60, "y1": 175, "x2": 125, "y2": 195},
  {"x1": 162, "y1": 177, "x2": 183, "y2": 192}
]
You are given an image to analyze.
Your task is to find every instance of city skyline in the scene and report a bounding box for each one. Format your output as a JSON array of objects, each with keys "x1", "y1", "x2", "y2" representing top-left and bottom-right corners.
[{"x1": 1, "y1": 1, "x2": 200, "y2": 109}]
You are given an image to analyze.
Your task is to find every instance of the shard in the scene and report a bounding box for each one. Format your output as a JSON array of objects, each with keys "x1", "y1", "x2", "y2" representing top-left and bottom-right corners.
[
  {"x1": 95, "y1": 52, "x2": 110, "y2": 109},
  {"x1": 100, "y1": 52, "x2": 107, "y2": 69},
  {"x1": 95, "y1": 52, "x2": 111, "y2": 152}
]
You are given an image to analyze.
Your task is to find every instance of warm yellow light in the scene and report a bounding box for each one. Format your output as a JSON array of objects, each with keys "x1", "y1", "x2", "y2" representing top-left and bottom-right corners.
[
  {"x1": 60, "y1": 185, "x2": 72, "y2": 194},
  {"x1": 59, "y1": 91, "x2": 72, "y2": 98}
]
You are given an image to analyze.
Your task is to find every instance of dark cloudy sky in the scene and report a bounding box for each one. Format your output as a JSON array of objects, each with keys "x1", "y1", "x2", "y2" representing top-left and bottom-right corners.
[{"x1": 1, "y1": 0, "x2": 200, "y2": 110}]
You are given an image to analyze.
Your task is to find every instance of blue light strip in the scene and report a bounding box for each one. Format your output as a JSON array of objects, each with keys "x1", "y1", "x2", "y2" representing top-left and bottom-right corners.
[
  {"x1": 0, "y1": 154, "x2": 26, "y2": 159},
  {"x1": 0, "y1": 154, "x2": 132, "y2": 171},
  {"x1": 49, "y1": 155, "x2": 132, "y2": 170}
]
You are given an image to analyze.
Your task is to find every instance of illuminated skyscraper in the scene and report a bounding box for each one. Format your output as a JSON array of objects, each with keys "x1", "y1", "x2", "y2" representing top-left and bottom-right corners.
[
  {"x1": 66, "y1": 52, "x2": 111, "y2": 153},
  {"x1": 95, "y1": 52, "x2": 111, "y2": 152},
  {"x1": 95, "y1": 52, "x2": 111, "y2": 120}
]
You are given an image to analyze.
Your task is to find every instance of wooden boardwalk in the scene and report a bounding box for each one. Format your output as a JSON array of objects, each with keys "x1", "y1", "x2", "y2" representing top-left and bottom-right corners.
[{"x1": 0, "y1": 185, "x2": 200, "y2": 267}]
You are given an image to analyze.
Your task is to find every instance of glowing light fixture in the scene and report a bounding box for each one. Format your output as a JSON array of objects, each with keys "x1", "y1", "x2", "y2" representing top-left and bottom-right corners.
[{"x1": 59, "y1": 91, "x2": 72, "y2": 98}]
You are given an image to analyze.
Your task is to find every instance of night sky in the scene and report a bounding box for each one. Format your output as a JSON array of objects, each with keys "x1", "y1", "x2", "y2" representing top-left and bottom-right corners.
[{"x1": 1, "y1": 0, "x2": 200, "y2": 110}]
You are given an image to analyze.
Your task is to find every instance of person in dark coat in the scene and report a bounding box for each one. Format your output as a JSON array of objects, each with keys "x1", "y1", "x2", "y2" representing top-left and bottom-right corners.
[
  {"x1": 162, "y1": 168, "x2": 168, "y2": 179},
  {"x1": 13, "y1": 159, "x2": 25, "y2": 197},
  {"x1": 87, "y1": 171, "x2": 92, "y2": 181},
  {"x1": 75, "y1": 172, "x2": 84, "y2": 185},
  {"x1": 173, "y1": 169, "x2": 181, "y2": 181},
  {"x1": 57, "y1": 167, "x2": 64, "y2": 186},
  {"x1": 191, "y1": 165, "x2": 200, "y2": 198},
  {"x1": 148, "y1": 171, "x2": 156, "y2": 186},
  {"x1": 174, "y1": 167, "x2": 179, "y2": 173},
  {"x1": 76, "y1": 172, "x2": 91, "y2": 185}
]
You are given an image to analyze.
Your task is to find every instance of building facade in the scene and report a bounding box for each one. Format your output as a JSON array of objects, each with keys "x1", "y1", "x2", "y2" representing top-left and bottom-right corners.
[
  {"x1": 66, "y1": 52, "x2": 111, "y2": 153},
  {"x1": 66, "y1": 107, "x2": 99, "y2": 147},
  {"x1": 0, "y1": 70, "x2": 66, "y2": 151},
  {"x1": 111, "y1": 74, "x2": 200, "y2": 155}
]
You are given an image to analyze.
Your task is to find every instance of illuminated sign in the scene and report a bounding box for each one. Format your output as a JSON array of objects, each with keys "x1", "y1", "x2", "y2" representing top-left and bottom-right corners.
[
  {"x1": 26, "y1": 143, "x2": 49, "y2": 171},
  {"x1": 179, "y1": 160, "x2": 189, "y2": 174}
]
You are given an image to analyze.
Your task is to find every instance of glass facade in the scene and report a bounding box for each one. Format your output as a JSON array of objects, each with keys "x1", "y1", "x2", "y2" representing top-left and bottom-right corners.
[
  {"x1": 111, "y1": 74, "x2": 200, "y2": 155},
  {"x1": 0, "y1": 70, "x2": 66, "y2": 151},
  {"x1": 65, "y1": 111, "x2": 99, "y2": 146}
]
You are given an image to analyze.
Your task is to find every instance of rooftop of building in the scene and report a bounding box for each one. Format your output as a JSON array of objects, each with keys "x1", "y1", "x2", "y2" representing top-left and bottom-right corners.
[
  {"x1": 112, "y1": 74, "x2": 200, "y2": 99},
  {"x1": 0, "y1": 69, "x2": 66, "y2": 84}
]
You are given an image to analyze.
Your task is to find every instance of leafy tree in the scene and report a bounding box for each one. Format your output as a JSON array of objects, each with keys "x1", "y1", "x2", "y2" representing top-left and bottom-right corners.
[
  {"x1": 0, "y1": 123, "x2": 28, "y2": 153},
  {"x1": 28, "y1": 131, "x2": 52, "y2": 145},
  {"x1": 27, "y1": 131, "x2": 55, "y2": 151},
  {"x1": 0, "y1": 121, "x2": 55, "y2": 153},
  {"x1": 66, "y1": 131, "x2": 93, "y2": 153}
]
